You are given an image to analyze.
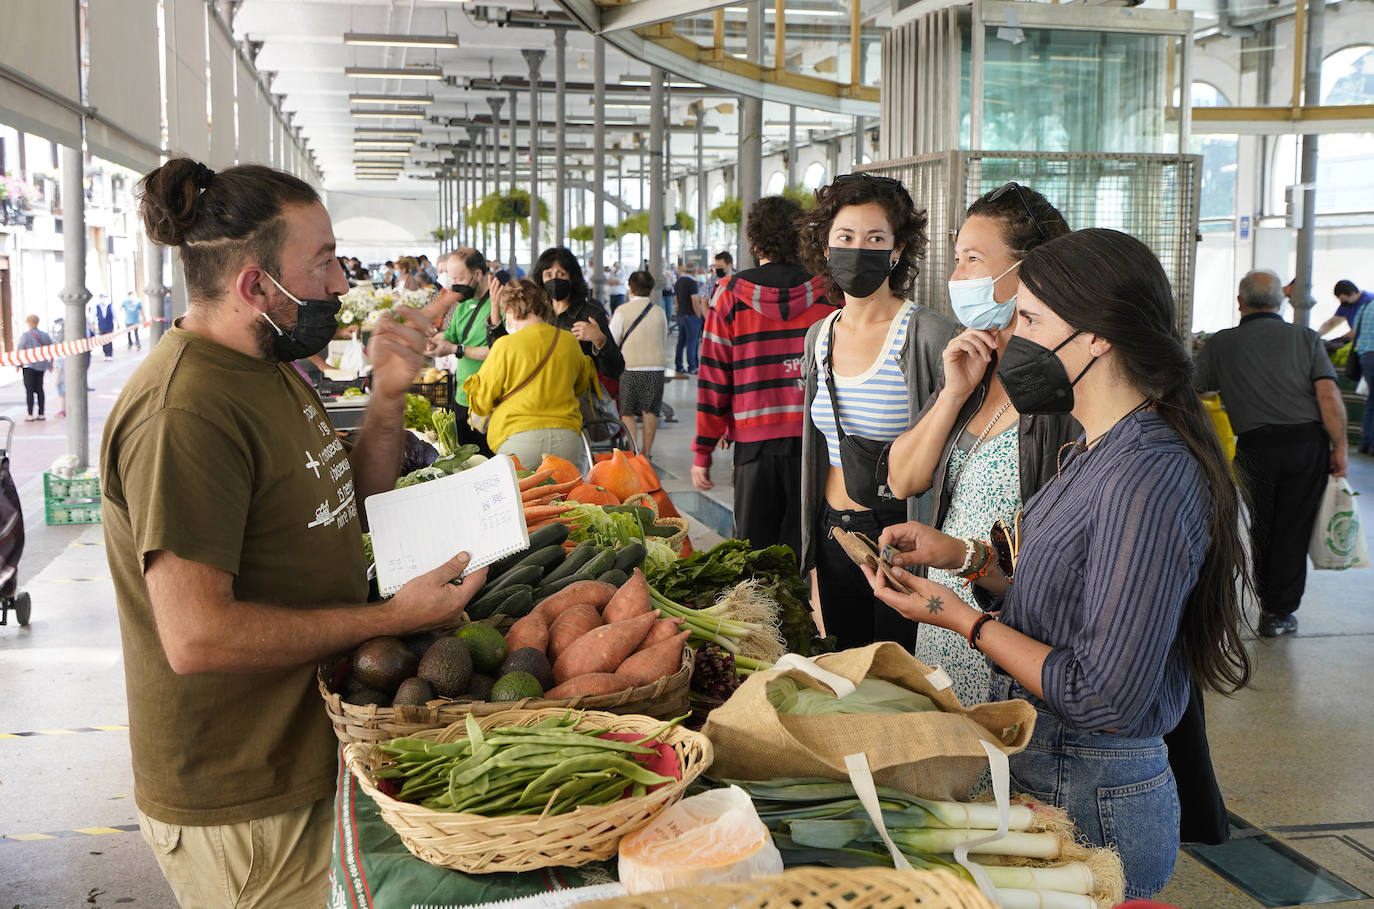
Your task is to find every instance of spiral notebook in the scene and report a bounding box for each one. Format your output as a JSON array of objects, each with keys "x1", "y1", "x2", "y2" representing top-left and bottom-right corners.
[{"x1": 365, "y1": 454, "x2": 529, "y2": 597}]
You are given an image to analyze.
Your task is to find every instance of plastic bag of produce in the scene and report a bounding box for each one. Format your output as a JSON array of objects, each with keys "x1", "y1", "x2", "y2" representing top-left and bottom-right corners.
[
  {"x1": 617, "y1": 786, "x2": 783, "y2": 895},
  {"x1": 703, "y1": 643, "x2": 1036, "y2": 802},
  {"x1": 1309, "y1": 476, "x2": 1369, "y2": 570},
  {"x1": 339, "y1": 335, "x2": 368, "y2": 377}
]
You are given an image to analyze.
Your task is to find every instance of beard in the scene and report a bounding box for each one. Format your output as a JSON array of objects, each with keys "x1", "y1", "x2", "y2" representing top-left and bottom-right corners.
[{"x1": 253, "y1": 288, "x2": 301, "y2": 360}]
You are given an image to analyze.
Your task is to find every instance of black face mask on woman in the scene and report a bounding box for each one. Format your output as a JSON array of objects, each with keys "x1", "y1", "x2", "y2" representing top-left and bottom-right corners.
[
  {"x1": 543, "y1": 277, "x2": 572, "y2": 302},
  {"x1": 996, "y1": 331, "x2": 1098, "y2": 415},
  {"x1": 826, "y1": 247, "x2": 894, "y2": 299},
  {"x1": 260, "y1": 271, "x2": 341, "y2": 362}
]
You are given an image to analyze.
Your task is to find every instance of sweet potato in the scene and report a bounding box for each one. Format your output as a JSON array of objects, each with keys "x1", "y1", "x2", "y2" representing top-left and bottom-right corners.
[
  {"x1": 533, "y1": 581, "x2": 618, "y2": 623},
  {"x1": 504, "y1": 613, "x2": 549, "y2": 655},
  {"x1": 639, "y1": 617, "x2": 684, "y2": 649},
  {"x1": 552, "y1": 611, "x2": 657, "y2": 685},
  {"x1": 600, "y1": 569, "x2": 653, "y2": 624},
  {"x1": 615, "y1": 630, "x2": 690, "y2": 687},
  {"x1": 545, "y1": 673, "x2": 635, "y2": 699},
  {"x1": 548, "y1": 603, "x2": 604, "y2": 662}
]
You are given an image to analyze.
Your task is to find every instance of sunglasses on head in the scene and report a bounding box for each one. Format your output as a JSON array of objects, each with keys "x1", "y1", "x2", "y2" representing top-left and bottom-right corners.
[
  {"x1": 834, "y1": 173, "x2": 903, "y2": 190},
  {"x1": 985, "y1": 182, "x2": 1046, "y2": 240}
]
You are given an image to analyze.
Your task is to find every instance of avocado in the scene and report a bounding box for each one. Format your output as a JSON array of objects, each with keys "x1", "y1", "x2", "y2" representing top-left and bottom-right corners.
[
  {"x1": 498, "y1": 648, "x2": 554, "y2": 692},
  {"x1": 344, "y1": 687, "x2": 390, "y2": 707},
  {"x1": 490, "y1": 671, "x2": 544, "y2": 702},
  {"x1": 466, "y1": 673, "x2": 496, "y2": 701},
  {"x1": 391, "y1": 677, "x2": 435, "y2": 707},
  {"x1": 352, "y1": 637, "x2": 419, "y2": 694},
  {"x1": 417, "y1": 636, "x2": 473, "y2": 698},
  {"x1": 402, "y1": 631, "x2": 444, "y2": 662},
  {"x1": 455, "y1": 624, "x2": 508, "y2": 675}
]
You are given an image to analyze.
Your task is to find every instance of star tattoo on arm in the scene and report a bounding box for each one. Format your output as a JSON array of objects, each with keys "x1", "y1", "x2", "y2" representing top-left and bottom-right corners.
[{"x1": 925, "y1": 595, "x2": 944, "y2": 615}]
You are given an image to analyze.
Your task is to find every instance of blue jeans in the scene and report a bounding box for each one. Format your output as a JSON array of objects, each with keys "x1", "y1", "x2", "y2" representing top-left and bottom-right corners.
[
  {"x1": 675, "y1": 315, "x2": 702, "y2": 371},
  {"x1": 1360, "y1": 352, "x2": 1374, "y2": 452},
  {"x1": 990, "y1": 674, "x2": 1180, "y2": 899},
  {"x1": 609, "y1": 294, "x2": 626, "y2": 312}
]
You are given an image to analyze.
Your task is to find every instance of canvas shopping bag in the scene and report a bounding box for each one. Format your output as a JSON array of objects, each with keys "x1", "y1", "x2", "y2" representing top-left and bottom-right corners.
[
  {"x1": 1309, "y1": 476, "x2": 1370, "y2": 570},
  {"x1": 702, "y1": 642, "x2": 1036, "y2": 801}
]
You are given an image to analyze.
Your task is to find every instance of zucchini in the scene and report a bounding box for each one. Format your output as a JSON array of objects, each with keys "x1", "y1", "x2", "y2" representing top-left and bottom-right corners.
[
  {"x1": 596, "y1": 568, "x2": 629, "y2": 587},
  {"x1": 574, "y1": 549, "x2": 617, "y2": 581},
  {"x1": 486, "y1": 563, "x2": 545, "y2": 594},
  {"x1": 540, "y1": 542, "x2": 597, "y2": 585},
  {"x1": 534, "y1": 574, "x2": 584, "y2": 599},
  {"x1": 612, "y1": 542, "x2": 646, "y2": 573},
  {"x1": 493, "y1": 587, "x2": 535, "y2": 619},
  {"x1": 466, "y1": 583, "x2": 524, "y2": 621},
  {"x1": 510, "y1": 544, "x2": 566, "y2": 576},
  {"x1": 527, "y1": 522, "x2": 570, "y2": 550}
]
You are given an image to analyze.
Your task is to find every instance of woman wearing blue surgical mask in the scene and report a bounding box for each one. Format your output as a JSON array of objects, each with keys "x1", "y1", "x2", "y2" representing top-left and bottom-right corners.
[{"x1": 886, "y1": 183, "x2": 1075, "y2": 704}]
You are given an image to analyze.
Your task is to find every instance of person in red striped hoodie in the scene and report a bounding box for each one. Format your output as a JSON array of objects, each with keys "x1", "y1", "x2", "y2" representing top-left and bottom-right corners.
[{"x1": 692, "y1": 195, "x2": 837, "y2": 558}]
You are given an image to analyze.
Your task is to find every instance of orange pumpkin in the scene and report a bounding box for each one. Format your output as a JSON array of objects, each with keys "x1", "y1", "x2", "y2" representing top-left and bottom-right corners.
[
  {"x1": 586, "y1": 449, "x2": 642, "y2": 502},
  {"x1": 628, "y1": 453, "x2": 661, "y2": 493},
  {"x1": 538, "y1": 453, "x2": 582, "y2": 485},
  {"x1": 567, "y1": 484, "x2": 621, "y2": 506}
]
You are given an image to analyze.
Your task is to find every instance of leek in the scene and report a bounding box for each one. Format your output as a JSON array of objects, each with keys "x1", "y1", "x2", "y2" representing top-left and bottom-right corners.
[{"x1": 995, "y1": 888, "x2": 1098, "y2": 909}]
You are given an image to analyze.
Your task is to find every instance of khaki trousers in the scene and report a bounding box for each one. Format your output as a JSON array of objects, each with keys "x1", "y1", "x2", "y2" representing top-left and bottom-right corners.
[{"x1": 137, "y1": 798, "x2": 334, "y2": 909}]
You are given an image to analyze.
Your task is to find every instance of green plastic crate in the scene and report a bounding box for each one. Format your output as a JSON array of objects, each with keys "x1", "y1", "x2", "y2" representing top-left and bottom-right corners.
[
  {"x1": 46, "y1": 497, "x2": 103, "y2": 525},
  {"x1": 44, "y1": 471, "x2": 101, "y2": 500}
]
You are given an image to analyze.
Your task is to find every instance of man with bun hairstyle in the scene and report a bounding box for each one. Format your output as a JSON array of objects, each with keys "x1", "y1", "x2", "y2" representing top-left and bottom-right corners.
[{"x1": 102, "y1": 158, "x2": 490, "y2": 906}]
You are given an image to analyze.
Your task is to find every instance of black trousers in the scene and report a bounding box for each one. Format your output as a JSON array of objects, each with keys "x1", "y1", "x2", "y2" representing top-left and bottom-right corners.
[
  {"x1": 22, "y1": 368, "x2": 45, "y2": 415},
  {"x1": 815, "y1": 503, "x2": 917, "y2": 651},
  {"x1": 452, "y1": 404, "x2": 494, "y2": 456},
  {"x1": 1235, "y1": 422, "x2": 1329, "y2": 618},
  {"x1": 732, "y1": 438, "x2": 802, "y2": 560}
]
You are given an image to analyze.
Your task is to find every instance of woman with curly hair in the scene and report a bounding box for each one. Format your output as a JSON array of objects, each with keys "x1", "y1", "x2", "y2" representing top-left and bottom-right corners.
[{"x1": 798, "y1": 174, "x2": 958, "y2": 649}]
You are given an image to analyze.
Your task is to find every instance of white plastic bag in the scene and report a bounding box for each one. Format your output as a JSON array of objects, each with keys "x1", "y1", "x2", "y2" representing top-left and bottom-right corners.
[
  {"x1": 338, "y1": 335, "x2": 368, "y2": 377},
  {"x1": 617, "y1": 786, "x2": 783, "y2": 895},
  {"x1": 1309, "y1": 476, "x2": 1369, "y2": 570}
]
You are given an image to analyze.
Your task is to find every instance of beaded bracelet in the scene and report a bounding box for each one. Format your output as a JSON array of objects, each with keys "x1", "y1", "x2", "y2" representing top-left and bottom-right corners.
[
  {"x1": 957, "y1": 540, "x2": 993, "y2": 580},
  {"x1": 954, "y1": 537, "x2": 977, "y2": 574}
]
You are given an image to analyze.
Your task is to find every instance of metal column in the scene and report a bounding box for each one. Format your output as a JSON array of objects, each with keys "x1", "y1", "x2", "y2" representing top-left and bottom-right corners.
[
  {"x1": 524, "y1": 50, "x2": 546, "y2": 261},
  {"x1": 649, "y1": 68, "x2": 665, "y2": 295},
  {"x1": 60, "y1": 143, "x2": 91, "y2": 468},
  {"x1": 1292, "y1": 0, "x2": 1325, "y2": 328},
  {"x1": 508, "y1": 87, "x2": 519, "y2": 271},
  {"x1": 739, "y1": 0, "x2": 764, "y2": 267},
  {"x1": 467, "y1": 126, "x2": 484, "y2": 249},
  {"x1": 592, "y1": 39, "x2": 607, "y2": 307},
  {"x1": 853, "y1": 116, "x2": 866, "y2": 167},
  {"x1": 696, "y1": 107, "x2": 706, "y2": 257},
  {"x1": 554, "y1": 28, "x2": 567, "y2": 247},
  {"x1": 787, "y1": 106, "x2": 797, "y2": 189},
  {"x1": 487, "y1": 96, "x2": 505, "y2": 263},
  {"x1": 438, "y1": 175, "x2": 449, "y2": 253},
  {"x1": 970, "y1": 0, "x2": 984, "y2": 150},
  {"x1": 141, "y1": 231, "x2": 167, "y2": 347}
]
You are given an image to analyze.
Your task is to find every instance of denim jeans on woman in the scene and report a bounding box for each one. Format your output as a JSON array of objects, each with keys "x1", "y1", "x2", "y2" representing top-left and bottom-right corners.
[
  {"x1": 1360, "y1": 351, "x2": 1374, "y2": 454},
  {"x1": 990, "y1": 673, "x2": 1180, "y2": 899}
]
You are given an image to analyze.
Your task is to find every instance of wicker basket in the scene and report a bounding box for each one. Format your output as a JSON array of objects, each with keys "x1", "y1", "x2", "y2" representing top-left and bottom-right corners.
[
  {"x1": 582, "y1": 867, "x2": 996, "y2": 909},
  {"x1": 343, "y1": 708, "x2": 712, "y2": 873},
  {"x1": 653, "y1": 517, "x2": 689, "y2": 554},
  {"x1": 320, "y1": 647, "x2": 693, "y2": 746}
]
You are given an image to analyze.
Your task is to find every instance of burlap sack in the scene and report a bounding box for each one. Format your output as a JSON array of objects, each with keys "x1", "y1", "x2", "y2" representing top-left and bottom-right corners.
[{"x1": 702, "y1": 642, "x2": 1036, "y2": 801}]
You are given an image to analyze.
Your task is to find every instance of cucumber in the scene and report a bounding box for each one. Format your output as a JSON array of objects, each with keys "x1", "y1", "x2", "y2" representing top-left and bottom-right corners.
[
  {"x1": 486, "y1": 563, "x2": 546, "y2": 594},
  {"x1": 596, "y1": 569, "x2": 630, "y2": 587},
  {"x1": 574, "y1": 549, "x2": 617, "y2": 581},
  {"x1": 534, "y1": 574, "x2": 585, "y2": 599},
  {"x1": 540, "y1": 542, "x2": 597, "y2": 585},
  {"x1": 493, "y1": 586, "x2": 535, "y2": 619},
  {"x1": 466, "y1": 583, "x2": 526, "y2": 621},
  {"x1": 612, "y1": 542, "x2": 646, "y2": 573},
  {"x1": 527, "y1": 522, "x2": 570, "y2": 550},
  {"x1": 510, "y1": 544, "x2": 566, "y2": 576}
]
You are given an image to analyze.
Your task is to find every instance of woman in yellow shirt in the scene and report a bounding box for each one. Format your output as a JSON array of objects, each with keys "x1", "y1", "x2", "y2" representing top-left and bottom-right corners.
[{"x1": 463, "y1": 279, "x2": 598, "y2": 470}]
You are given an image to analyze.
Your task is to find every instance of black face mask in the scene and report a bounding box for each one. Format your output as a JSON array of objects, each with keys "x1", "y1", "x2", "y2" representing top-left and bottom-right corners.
[
  {"x1": 714, "y1": 267, "x2": 727, "y2": 279},
  {"x1": 261, "y1": 272, "x2": 341, "y2": 362},
  {"x1": 997, "y1": 331, "x2": 1098, "y2": 415},
  {"x1": 451, "y1": 283, "x2": 476, "y2": 300},
  {"x1": 826, "y1": 247, "x2": 894, "y2": 299},
  {"x1": 543, "y1": 277, "x2": 571, "y2": 302}
]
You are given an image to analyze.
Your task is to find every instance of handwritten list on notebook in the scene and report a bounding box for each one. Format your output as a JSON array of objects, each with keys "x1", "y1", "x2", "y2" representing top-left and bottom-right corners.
[{"x1": 365, "y1": 454, "x2": 529, "y2": 597}]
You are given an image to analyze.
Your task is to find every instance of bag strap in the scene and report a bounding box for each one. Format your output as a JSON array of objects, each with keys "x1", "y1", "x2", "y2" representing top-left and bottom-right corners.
[
  {"x1": 822, "y1": 313, "x2": 847, "y2": 442},
  {"x1": 493, "y1": 327, "x2": 560, "y2": 411},
  {"x1": 617, "y1": 303, "x2": 654, "y2": 347},
  {"x1": 454, "y1": 296, "x2": 486, "y2": 346}
]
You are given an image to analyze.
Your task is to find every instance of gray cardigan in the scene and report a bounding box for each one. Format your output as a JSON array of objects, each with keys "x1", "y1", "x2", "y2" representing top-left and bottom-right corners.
[{"x1": 800, "y1": 304, "x2": 958, "y2": 573}]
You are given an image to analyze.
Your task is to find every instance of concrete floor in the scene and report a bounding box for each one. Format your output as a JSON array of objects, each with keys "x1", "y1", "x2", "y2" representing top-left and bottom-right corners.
[{"x1": 1, "y1": 328, "x2": 1372, "y2": 909}]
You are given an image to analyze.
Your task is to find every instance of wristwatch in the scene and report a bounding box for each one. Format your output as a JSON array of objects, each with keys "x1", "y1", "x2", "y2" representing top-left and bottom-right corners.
[{"x1": 456, "y1": 343, "x2": 465, "y2": 359}]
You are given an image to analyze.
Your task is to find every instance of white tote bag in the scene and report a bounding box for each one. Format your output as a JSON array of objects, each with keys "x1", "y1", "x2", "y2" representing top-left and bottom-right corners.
[{"x1": 1309, "y1": 476, "x2": 1370, "y2": 570}]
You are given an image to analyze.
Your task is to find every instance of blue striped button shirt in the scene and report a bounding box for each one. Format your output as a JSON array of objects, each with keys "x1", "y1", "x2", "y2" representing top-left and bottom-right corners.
[
  {"x1": 994, "y1": 411, "x2": 1209, "y2": 738},
  {"x1": 810, "y1": 303, "x2": 916, "y2": 467}
]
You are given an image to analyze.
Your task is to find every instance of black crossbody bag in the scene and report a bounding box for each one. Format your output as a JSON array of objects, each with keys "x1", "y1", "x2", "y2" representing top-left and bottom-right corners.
[{"x1": 822, "y1": 315, "x2": 897, "y2": 509}]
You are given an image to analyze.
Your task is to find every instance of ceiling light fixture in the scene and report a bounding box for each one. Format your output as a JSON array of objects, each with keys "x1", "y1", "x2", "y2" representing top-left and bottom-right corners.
[
  {"x1": 352, "y1": 138, "x2": 415, "y2": 147},
  {"x1": 354, "y1": 127, "x2": 423, "y2": 137},
  {"x1": 723, "y1": 6, "x2": 845, "y2": 15},
  {"x1": 343, "y1": 33, "x2": 459, "y2": 49},
  {"x1": 345, "y1": 66, "x2": 444, "y2": 80},
  {"x1": 349, "y1": 93, "x2": 435, "y2": 105},
  {"x1": 351, "y1": 108, "x2": 428, "y2": 119}
]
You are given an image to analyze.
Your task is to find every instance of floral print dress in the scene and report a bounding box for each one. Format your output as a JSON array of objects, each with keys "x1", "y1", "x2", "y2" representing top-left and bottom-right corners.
[{"x1": 918, "y1": 427, "x2": 1022, "y2": 707}]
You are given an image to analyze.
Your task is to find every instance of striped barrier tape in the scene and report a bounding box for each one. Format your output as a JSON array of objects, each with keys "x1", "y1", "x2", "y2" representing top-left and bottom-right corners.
[{"x1": 1, "y1": 318, "x2": 166, "y2": 368}]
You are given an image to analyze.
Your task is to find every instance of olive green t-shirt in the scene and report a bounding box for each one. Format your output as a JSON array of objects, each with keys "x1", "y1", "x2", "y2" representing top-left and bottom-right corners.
[{"x1": 101, "y1": 327, "x2": 368, "y2": 826}]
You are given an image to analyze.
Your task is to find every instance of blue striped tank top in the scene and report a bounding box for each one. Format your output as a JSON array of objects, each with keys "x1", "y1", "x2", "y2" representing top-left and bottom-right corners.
[{"x1": 810, "y1": 302, "x2": 914, "y2": 468}]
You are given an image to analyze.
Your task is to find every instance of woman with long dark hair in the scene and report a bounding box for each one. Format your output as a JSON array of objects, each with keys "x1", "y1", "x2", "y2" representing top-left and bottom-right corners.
[{"x1": 869, "y1": 228, "x2": 1252, "y2": 898}]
